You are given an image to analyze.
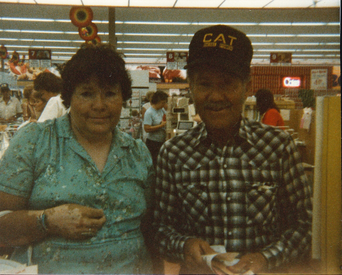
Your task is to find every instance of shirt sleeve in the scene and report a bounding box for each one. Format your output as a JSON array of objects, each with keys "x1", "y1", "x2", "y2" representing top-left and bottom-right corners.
[
  {"x1": 0, "y1": 123, "x2": 41, "y2": 197},
  {"x1": 37, "y1": 96, "x2": 67, "y2": 122},
  {"x1": 260, "y1": 137, "x2": 312, "y2": 269},
  {"x1": 263, "y1": 109, "x2": 284, "y2": 127},
  {"x1": 152, "y1": 143, "x2": 192, "y2": 263},
  {"x1": 143, "y1": 110, "x2": 153, "y2": 126},
  {"x1": 16, "y1": 98, "x2": 23, "y2": 114}
]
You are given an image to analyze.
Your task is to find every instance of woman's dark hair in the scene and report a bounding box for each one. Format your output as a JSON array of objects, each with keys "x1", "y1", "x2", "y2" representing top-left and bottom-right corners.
[
  {"x1": 255, "y1": 88, "x2": 279, "y2": 115},
  {"x1": 34, "y1": 72, "x2": 63, "y2": 94},
  {"x1": 23, "y1": 85, "x2": 34, "y2": 99},
  {"x1": 150, "y1": 90, "x2": 168, "y2": 105},
  {"x1": 61, "y1": 43, "x2": 132, "y2": 108}
]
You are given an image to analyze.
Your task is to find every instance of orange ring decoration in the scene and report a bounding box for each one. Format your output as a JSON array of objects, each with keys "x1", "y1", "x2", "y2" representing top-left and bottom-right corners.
[
  {"x1": 0, "y1": 45, "x2": 7, "y2": 59},
  {"x1": 70, "y1": 6, "x2": 93, "y2": 27},
  {"x1": 11, "y1": 51, "x2": 19, "y2": 64},
  {"x1": 78, "y1": 23, "x2": 98, "y2": 41},
  {"x1": 86, "y1": 36, "x2": 101, "y2": 45}
]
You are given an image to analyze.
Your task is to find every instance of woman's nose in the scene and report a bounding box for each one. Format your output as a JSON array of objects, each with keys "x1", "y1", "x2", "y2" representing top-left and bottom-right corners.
[{"x1": 92, "y1": 93, "x2": 107, "y2": 108}]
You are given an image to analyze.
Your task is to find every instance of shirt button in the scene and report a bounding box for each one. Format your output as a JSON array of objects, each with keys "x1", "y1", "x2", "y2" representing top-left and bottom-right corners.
[
  {"x1": 227, "y1": 197, "x2": 231, "y2": 201},
  {"x1": 228, "y1": 232, "x2": 232, "y2": 235},
  {"x1": 223, "y1": 164, "x2": 227, "y2": 168}
]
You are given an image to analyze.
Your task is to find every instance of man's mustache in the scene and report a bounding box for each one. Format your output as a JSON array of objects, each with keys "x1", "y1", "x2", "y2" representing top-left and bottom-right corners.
[{"x1": 203, "y1": 101, "x2": 232, "y2": 111}]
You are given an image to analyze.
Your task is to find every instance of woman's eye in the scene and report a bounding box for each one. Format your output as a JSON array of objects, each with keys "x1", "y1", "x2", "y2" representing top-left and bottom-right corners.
[{"x1": 105, "y1": 91, "x2": 118, "y2": 97}]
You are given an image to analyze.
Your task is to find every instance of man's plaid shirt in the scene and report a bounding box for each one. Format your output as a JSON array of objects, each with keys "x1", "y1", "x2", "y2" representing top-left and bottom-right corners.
[{"x1": 153, "y1": 118, "x2": 312, "y2": 270}]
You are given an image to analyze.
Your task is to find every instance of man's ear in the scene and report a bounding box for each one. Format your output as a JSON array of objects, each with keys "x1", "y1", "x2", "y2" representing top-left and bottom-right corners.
[{"x1": 244, "y1": 79, "x2": 252, "y2": 100}]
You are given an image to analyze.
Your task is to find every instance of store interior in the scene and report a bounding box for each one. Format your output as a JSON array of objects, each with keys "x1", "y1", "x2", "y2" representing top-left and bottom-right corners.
[{"x1": 0, "y1": 1, "x2": 341, "y2": 274}]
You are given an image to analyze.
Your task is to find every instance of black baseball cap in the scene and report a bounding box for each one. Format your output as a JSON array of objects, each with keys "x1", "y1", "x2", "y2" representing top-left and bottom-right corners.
[
  {"x1": 186, "y1": 25, "x2": 253, "y2": 79},
  {"x1": 0, "y1": 83, "x2": 10, "y2": 93}
]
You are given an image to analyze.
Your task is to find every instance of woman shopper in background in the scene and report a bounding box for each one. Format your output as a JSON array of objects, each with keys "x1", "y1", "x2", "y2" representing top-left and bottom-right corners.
[
  {"x1": 0, "y1": 44, "x2": 154, "y2": 274},
  {"x1": 143, "y1": 90, "x2": 168, "y2": 167},
  {"x1": 255, "y1": 88, "x2": 285, "y2": 127},
  {"x1": 21, "y1": 85, "x2": 37, "y2": 122}
]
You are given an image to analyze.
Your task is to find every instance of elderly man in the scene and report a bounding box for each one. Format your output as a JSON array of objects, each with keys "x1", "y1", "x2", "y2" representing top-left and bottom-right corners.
[
  {"x1": 153, "y1": 25, "x2": 312, "y2": 274},
  {"x1": 0, "y1": 83, "x2": 22, "y2": 123}
]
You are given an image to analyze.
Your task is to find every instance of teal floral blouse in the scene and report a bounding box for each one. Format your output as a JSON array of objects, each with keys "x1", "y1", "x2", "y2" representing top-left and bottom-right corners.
[{"x1": 0, "y1": 115, "x2": 155, "y2": 274}]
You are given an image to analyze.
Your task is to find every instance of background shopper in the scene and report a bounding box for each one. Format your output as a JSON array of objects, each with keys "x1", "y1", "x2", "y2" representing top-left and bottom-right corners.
[
  {"x1": 143, "y1": 90, "x2": 168, "y2": 167},
  {"x1": 255, "y1": 88, "x2": 285, "y2": 127},
  {"x1": 0, "y1": 83, "x2": 22, "y2": 123},
  {"x1": 33, "y1": 72, "x2": 67, "y2": 122}
]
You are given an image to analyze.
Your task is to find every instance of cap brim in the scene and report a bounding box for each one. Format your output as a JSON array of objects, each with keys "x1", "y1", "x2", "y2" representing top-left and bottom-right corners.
[{"x1": 185, "y1": 58, "x2": 250, "y2": 79}]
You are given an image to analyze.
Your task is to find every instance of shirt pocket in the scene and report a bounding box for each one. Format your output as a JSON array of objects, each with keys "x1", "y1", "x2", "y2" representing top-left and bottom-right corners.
[
  {"x1": 178, "y1": 182, "x2": 210, "y2": 224},
  {"x1": 245, "y1": 181, "x2": 278, "y2": 226}
]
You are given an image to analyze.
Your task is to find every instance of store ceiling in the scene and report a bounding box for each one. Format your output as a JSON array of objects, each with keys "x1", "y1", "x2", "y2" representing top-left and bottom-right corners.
[{"x1": 0, "y1": 1, "x2": 340, "y2": 67}]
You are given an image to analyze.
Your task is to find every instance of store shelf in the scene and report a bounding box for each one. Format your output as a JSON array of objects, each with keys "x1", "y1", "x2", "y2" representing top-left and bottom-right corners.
[{"x1": 157, "y1": 83, "x2": 189, "y2": 90}]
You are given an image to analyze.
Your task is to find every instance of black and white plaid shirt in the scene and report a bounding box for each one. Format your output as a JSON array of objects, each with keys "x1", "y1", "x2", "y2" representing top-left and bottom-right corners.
[{"x1": 153, "y1": 118, "x2": 312, "y2": 270}]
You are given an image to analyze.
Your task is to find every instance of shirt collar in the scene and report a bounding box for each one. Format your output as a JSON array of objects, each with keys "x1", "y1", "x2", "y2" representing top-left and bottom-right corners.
[
  {"x1": 0, "y1": 97, "x2": 14, "y2": 103},
  {"x1": 56, "y1": 114, "x2": 132, "y2": 148},
  {"x1": 194, "y1": 117, "x2": 256, "y2": 148}
]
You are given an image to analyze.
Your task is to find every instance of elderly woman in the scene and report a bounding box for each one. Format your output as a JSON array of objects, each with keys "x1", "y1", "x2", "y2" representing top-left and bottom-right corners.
[{"x1": 0, "y1": 44, "x2": 154, "y2": 274}]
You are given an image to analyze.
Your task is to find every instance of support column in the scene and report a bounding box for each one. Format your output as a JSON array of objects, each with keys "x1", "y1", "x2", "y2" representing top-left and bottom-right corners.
[{"x1": 108, "y1": 7, "x2": 116, "y2": 49}]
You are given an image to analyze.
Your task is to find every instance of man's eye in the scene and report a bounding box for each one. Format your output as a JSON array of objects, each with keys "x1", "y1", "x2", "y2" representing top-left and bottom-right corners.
[
  {"x1": 198, "y1": 81, "x2": 211, "y2": 88},
  {"x1": 80, "y1": 91, "x2": 93, "y2": 97}
]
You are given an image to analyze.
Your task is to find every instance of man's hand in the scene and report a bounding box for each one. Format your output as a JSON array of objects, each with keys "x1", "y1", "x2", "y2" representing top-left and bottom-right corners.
[
  {"x1": 227, "y1": 252, "x2": 268, "y2": 274},
  {"x1": 183, "y1": 238, "x2": 216, "y2": 274}
]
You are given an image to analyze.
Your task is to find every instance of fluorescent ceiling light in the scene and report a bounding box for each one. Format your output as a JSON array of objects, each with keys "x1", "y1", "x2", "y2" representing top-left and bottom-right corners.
[
  {"x1": 259, "y1": 22, "x2": 292, "y2": 26},
  {"x1": 121, "y1": 48, "x2": 175, "y2": 51},
  {"x1": 83, "y1": 0, "x2": 128, "y2": 6},
  {"x1": 175, "y1": 0, "x2": 224, "y2": 8},
  {"x1": 123, "y1": 53, "x2": 165, "y2": 56},
  {"x1": 265, "y1": 0, "x2": 313, "y2": 8},
  {"x1": 35, "y1": 0, "x2": 82, "y2": 4},
  {"x1": 0, "y1": 38, "x2": 18, "y2": 41},
  {"x1": 130, "y1": 0, "x2": 177, "y2": 7},
  {"x1": 315, "y1": 0, "x2": 340, "y2": 7},
  {"x1": 302, "y1": 49, "x2": 340, "y2": 52},
  {"x1": 0, "y1": 17, "x2": 54, "y2": 22},
  {"x1": 220, "y1": 0, "x2": 270, "y2": 8},
  {"x1": 0, "y1": 0, "x2": 35, "y2": 3}
]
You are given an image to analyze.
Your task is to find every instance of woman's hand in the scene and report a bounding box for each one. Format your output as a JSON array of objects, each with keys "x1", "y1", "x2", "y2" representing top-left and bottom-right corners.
[{"x1": 45, "y1": 204, "x2": 106, "y2": 240}]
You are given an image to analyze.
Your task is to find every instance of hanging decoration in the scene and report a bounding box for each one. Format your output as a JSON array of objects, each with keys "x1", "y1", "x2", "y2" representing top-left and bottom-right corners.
[
  {"x1": 69, "y1": 6, "x2": 93, "y2": 27},
  {"x1": 0, "y1": 45, "x2": 7, "y2": 59},
  {"x1": 78, "y1": 23, "x2": 98, "y2": 41},
  {"x1": 69, "y1": 6, "x2": 101, "y2": 44},
  {"x1": 85, "y1": 36, "x2": 102, "y2": 45},
  {"x1": 10, "y1": 51, "x2": 20, "y2": 65}
]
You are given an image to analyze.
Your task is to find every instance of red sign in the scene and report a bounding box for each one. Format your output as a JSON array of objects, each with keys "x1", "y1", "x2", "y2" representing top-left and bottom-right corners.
[
  {"x1": 282, "y1": 76, "x2": 301, "y2": 88},
  {"x1": 29, "y1": 49, "x2": 51, "y2": 60},
  {"x1": 270, "y1": 52, "x2": 292, "y2": 64},
  {"x1": 167, "y1": 52, "x2": 188, "y2": 62}
]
